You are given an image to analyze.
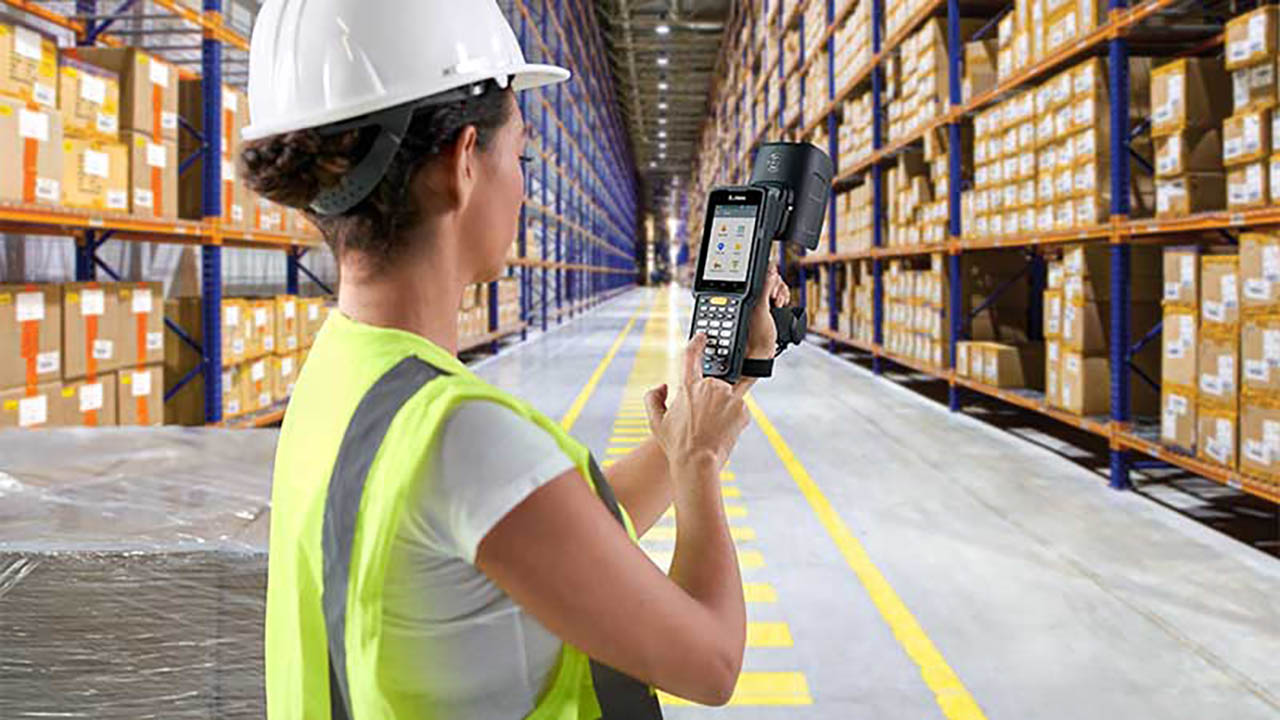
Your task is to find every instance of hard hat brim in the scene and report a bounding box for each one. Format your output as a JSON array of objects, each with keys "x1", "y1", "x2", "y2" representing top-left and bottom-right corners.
[{"x1": 242, "y1": 63, "x2": 571, "y2": 142}]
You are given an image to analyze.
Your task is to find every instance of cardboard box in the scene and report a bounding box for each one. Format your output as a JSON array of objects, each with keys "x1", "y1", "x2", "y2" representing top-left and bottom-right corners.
[
  {"x1": 1045, "y1": 339, "x2": 1062, "y2": 407},
  {"x1": 67, "y1": 48, "x2": 178, "y2": 142},
  {"x1": 1223, "y1": 109, "x2": 1271, "y2": 166},
  {"x1": 252, "y1": 195, "x2": 285, "y2": 233},
  {"x1": 1154, "y1": 128, "x2": 1223, "y2": 176},
  {"x1": 1201, "y1": 254, "x2": 1240, "y2": 330},
  {"x1": 980, "y1": 342, "x2": 1044, "y2": 389},
  {"x1": 299, "y1": 297, "x2": 328, "y2": 348},
  {"x1": 221, "y1": 298, "x2": 248, "y2": 365},
  {"x1": 1228, "y1": 160, "x2": 1269, "y2": 208},
  {"x1": 61, "y1": 137, "x2": 128, "y2": 212},
  {"x1": 1242, "y1": 315, "x2": 1280, "y2": 394},
  {"x1": 1231, "y1": 60, "x2": 1277, "y2": 113},
  {"x1": 1240, "y1": 232, "x2": 1280, "y2": 311},
  {"x1": 127, "y1": 133, "x2": 178, "y2": 218},
  {"x1": 117, "y1": 282, "x2": 164, "y2": 368},
  {"x1": 274, "y1": 295, "x2": 300, "y2": 354},
  {"x1": 0, "y1": 96, "x2": 63, "y2": 205},
  {"x1": 1199, "y1": 333, "x2": 1240, "y2": 409},
  {"x1": 117, "y1": 364, "x2": 163, "y2": 426},
  {"x1": 1197, "y1": 406, "x2": 1237, "y2": 468},
  {"x1": 247, "y1": 299, "x2": 276, "y2": 358},
  {"x1": 58, "y1": 58, "x2": 120, "y2": 141},
  {"x1": 0, "y1": 380, "x2": 61, "y2": 428},
  {"x1": 0, "y1": 283, "x2": 61, "y2": 392},
  {"x1": 963, "y1": 40, "x2": 998, "y2": 102},
  {"x1": 57, "y1": 373, "x2": 117, "y2": 427},
  {"x1": 221, "y1": 363, "x2": 247, "y2": 419},
  {"x1": 177, "y1": 81, "x2": 249, "y2": 227},
  {"x1": 1161, "y1": 384, "x2": 1196, "y2": 452},
  {"x1": 1060, "y1": 300, "x2": 1160, "y2": 353},
  {"x1": 1225, "y1": 6, "x2": 1280, "y2": 71},
  {"x1": 62, "y1": 282, "x2": 123, "y2": 381},
  {"x1": 1162, "y1": 306, "x2": 1198, "y2": 388},
  {"x1": 245, "y1": 357, "x2": 272, "y2": 413},
  {"x1": 956, "y1": 341, "x2": 972, "y2": 378},
  {"x1": 1060, "y1": 351, "x2": 1109, "y2": 415},
  {"x1": 1240, "y1": 400, "x2": 1280, "y2": 478},
  {"x1": 1043, "y1": 289, "x2": 1063, "y2": 339},
  {"x1": 1271, "y1": 153, "x2": 1280, "y2": 202},
  {"x1": 0, "y1": 22, "x2": 57, "y2": 108},
  {"x1": 1156, "y1": 173, "x2": 1225, "y2": 217},
  {"x1": 270, "y1": 352, "x2": 297, "y2": 403},
  {"x1": 1163, "y1": 246, "x2": 1200, "y2": 307},
  {"x1": 1151, "y1": 58, "x2": 1231, "y2": 136}
]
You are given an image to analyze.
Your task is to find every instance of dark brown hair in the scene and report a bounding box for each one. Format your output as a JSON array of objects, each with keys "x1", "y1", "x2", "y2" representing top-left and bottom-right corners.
[{"x1": 239, "y1": 82, "x2": 514, "y2": 266}]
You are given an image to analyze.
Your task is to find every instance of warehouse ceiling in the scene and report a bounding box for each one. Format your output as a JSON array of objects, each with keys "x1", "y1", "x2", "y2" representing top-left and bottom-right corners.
[{"x1": 594, "y1": 0, "x2": 731, "y2": 222}]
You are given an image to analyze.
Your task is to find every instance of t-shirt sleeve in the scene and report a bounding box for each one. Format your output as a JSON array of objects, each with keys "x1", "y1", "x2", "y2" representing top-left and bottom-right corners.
[{"x1": 411, "y1": 399, "x2": 578, "y2": 564}]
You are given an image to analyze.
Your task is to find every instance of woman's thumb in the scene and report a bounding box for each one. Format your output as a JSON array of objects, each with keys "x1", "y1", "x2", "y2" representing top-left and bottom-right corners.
[{"x1": 645, "y1": 384, "x2": 668, "y2": 433}]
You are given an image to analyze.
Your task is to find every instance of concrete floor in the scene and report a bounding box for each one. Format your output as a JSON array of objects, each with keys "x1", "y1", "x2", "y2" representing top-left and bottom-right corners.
[{"x1": 474, "y1": 285, "x2": 1280, "y2": 720}]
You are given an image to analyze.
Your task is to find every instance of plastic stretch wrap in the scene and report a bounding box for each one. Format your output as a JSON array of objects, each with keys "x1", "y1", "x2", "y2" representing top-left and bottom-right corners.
[{"x1": 0, "y1": 428, "x2": 278, "y2": 719}]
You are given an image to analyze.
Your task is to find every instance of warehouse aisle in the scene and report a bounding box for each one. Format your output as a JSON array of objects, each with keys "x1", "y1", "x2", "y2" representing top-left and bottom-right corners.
[{"x1": 474, "y1": 286, "x2": 1280, "y2": 719}]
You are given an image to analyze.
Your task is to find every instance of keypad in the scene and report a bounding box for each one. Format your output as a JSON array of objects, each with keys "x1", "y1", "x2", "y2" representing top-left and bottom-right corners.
[{"x1": 694, "y1": 295, "x2": 740, "y2": 374}]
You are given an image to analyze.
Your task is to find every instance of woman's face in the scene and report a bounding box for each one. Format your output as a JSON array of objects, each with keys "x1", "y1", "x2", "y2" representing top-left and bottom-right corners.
[{"x1": 460, "y1": 93, "x2": 525, "y2": 284}]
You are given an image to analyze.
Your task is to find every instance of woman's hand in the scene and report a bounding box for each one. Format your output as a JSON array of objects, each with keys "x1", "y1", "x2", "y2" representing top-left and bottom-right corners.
[
  {"x1": 645, "y1": 334, "x2": 751, "y2": 471},
  {"x1": 745, "y1": 265, "x2": 791, "y2": 360}
]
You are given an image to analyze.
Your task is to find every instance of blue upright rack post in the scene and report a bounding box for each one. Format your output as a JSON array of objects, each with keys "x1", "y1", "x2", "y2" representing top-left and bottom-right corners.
[
  {"x1": 201, "y1": 0, "x2": 224, "y2": 423},
  {"x1": 825, "y1": 0, "x2": 838, "y2": 350},
  {"x1": 1108, "y1": 10, "x2": 1132, "y2": 490},
  {"x1": 947, "y1": 0, "x2": 963, "y2": 410},
  {"x1": 871, "y1": 0, "x2": 885, "y2": 375}
]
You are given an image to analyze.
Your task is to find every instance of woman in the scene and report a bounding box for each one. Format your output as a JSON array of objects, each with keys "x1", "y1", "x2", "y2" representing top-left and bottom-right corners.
[{"x1": 242, "y1": 1, "x2": 790, "y2": 717}]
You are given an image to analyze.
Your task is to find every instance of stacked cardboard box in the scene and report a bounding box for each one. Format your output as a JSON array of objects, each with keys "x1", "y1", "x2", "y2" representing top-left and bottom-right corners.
[
  {"x1": 496, "y1": 277, "x2": 520, "y2": 329},
  {"x1": 963, "y1": 38, "x2": 998, "y2": 104},
  {"x1": 0, "y1": 21, "x2": 57, "y2": 110},
  {"x1": 956, "y1": 340, "x2": 1044, "y2": 388},
  {"x1": 883, "y1": 255, "x2": 947, "y2": 368},
  {"x1": 1238, "y1": 232, "x2": 1280, "y2": 479},
  {"x1": 887, "y1": 20, "x2": 982, "y2": 144},
  {"x1": 459, "y1": 283, "x2": 490, "y2": 346},
  {"x1": 1151, "y1": 57, "x2": 1231, "y2": 216},
  {"x1": 179, "y1": 82, "x2": 251, "y2": 228},
  {"x1": 833, "y1": 0, "x2": 872, "y2": 95},
  {"x1": 57, "y1": 56, "x2": 129, "y2": 213},
  {"x1": 0, "y1": 283, "x2": 61, "y2": 428},
  {"x1": 1160, "y1": 246, "x2": 1199, "y2": 452},
  {"x1": 0, "y1": 22, "x2": 63, "y2": 206},
  {"x1": 1195, "y1": 252, "x2": 1241, "y2": 467},
  {"x1": 835, "y1": 181, "x2": 873, "y2": 253},
  {"x1": 837, "y1": 90, "x2": 873, "y2": 170}
]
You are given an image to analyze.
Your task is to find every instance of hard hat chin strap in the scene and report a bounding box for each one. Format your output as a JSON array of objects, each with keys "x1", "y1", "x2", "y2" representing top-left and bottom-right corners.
[{"x1": 308, "y1": 82, "x2": 490, "y2": 217}]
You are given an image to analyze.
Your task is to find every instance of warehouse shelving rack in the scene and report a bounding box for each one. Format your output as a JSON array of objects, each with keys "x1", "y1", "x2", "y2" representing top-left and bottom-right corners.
[
  {"x1": 3, "y1": 0, "x2": 639, "y2": 428},
  {"x1": 695, "y1": 0, "x2": 1280, "y2": 504}
]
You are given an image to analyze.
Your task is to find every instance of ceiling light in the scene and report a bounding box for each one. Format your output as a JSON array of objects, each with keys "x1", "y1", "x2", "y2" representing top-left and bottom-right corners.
[
  {"x1": 658, "y1": 81, "x2": 669, "y2": 91},
  {"x1": 657, "y1": 56, "x2": 669, "y2": 67},
  {"x1": 656, "y1": 24, "x2": 671, "y2": 35},
  {"x1": 658, "y1": 102, "x2": 668, "y2": 110},
  {"x1": 649, "y1": 161, "x2": 657, "y2": 168},
  {"x1": 658, "y1": 131, "x2": 667, "y2": 139},
  {"x1": 658, "y1": 117, "x2": 667, "y2": 125}
]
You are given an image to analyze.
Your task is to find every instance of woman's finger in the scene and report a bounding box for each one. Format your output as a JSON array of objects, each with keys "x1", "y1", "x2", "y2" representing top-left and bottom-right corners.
[{"x1": 645, "y1": 384, "x2": 668, "y2": 435}]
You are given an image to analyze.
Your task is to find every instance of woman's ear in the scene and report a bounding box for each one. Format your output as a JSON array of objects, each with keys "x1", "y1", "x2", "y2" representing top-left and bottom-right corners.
[
  {"x1": 450, "y1": 125, "x2": 480, "y2": 209},
  {"x1": 415, "y1": 125, "x2": 481, "y2": 214}
]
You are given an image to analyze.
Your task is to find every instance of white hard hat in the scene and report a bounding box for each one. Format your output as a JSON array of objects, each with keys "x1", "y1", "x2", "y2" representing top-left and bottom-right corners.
[{"x1": 243, "y1": 0, "x2": 570, "y2": 141}]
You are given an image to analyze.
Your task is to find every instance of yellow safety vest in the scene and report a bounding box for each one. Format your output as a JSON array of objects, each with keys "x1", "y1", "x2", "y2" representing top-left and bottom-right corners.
[{"x1": 266, "y1": 311, "x2": 661, "y2": 719}]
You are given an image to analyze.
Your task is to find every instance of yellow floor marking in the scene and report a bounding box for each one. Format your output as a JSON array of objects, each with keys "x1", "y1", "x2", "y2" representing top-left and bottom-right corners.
[
  {"x1": 660, "y1": 672, "x2": 812, "y2": 707},
  {"x1": 746, "y1": 622, "x2": 794, "y2": 648},
  {"x1": 645, "y1": 549, "x2": 763, "y2": 570},
  {"x1": 722, "y1": 487, "x2": 741, "y2": 498},
  {"x1": 721, "y1": 470, "x2": 736, "y2": 480},
  {"x1": 745, "y1": 394, "x2": 988, "y2": 720},
  {"x1": 605, "y1": 447, "x2": 632, "y2": 456},
  {"x1": 608, "y1": 436, "x2": 648, "y2": 444},
  {"x1": 559, "y1": 303, "x2": 645, "y2": 431},
  {"x1": 601, "y1": 459, "x2": 616, "y2": 468},
  {"x1": 742, "y1": 582, "x2": 778, "y2": 603},
  {"x1": 643, "y1": 526, "x2": 756, "y2": 542}
]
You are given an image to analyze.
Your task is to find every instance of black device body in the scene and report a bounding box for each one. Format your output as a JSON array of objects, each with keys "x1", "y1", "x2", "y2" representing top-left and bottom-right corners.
[{"x1": 691, "y1": 142, "x2": 834, "y2": 382}]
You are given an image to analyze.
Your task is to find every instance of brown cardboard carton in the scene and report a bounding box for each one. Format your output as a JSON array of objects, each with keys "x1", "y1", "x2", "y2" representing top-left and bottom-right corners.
[
  {"x1": 1060, "y1": 245, "x2": 1163, "y2": 304},
  {"x1": 0, "y1": 96, "x2": 64, "y2": 205},
  {"x1": 221, "y1": 298, "x2": 248, "y2": 366},
  {"x1": 980, "y1": 342, "x2": 1044, "y2": 389},
  {"x1": 117, "y1": 282, "x2": 164, "y2": 369},
  {"x1": 1240, "y1": 232, "x2": 1280, "y2": 311},
  {"x1": 1162, "y1": 306, "x2": 1198, "y2": 388},
  {"x1": 1154, "y1": 128, "x2": 1223, "y2": 176},
  {"x1": 245, "y1": 357, "x2": 272, "y2": 413},
  {"x1": 1156, "y1": 173, "x2": 1226, "y2": 217},
  {"x1": 0, "y1": 283, "x2": 61, "y2": 392},
  {"x1": 1225, "y1": 6, "x2": 1280, "y2": 71},
  {"x1": 299, "y1": 297, "x2": 328, "y2": 348},
  {"x1": 1163, "y1": 246, "x2": 1200, "y2": 307},
  {"x1": 1271, "y1": 152, "x2": 1280, "y2": 202},
  {"x1": 1060, "y1": 301, "x2": 1160, "y2": 353},
  {"x1": 1160, "y1": 384, "x2": 1196, "y2": 452},
  {"x1": 252, "y1": 195, "x2": 285, "y2": 233},
  {"x1": 62, "y1": 282, "x2": 123, "y2": 381},
  {"x1": 1231, "y1": 60, "x2": 1277, "y2": 113},
  {"x1": 177, "y1": 80, "x2": 249, "y2": 227},
  {"x1": 67, "y1": 47, "x2": 178, "y2": 142},
  {"x1": 0, "y1": 22, "x2": 57, "y2": 109},
  {"x1": 1043, "y1": 289, "x2": 1063, "y2": 339},
  {"x1": 247, "y1": 299, "x2": 277, "y2": 357},
  {"x1": 0, "y1": 380, "x2": 61, "y2": 428},
  {"x1": 1045, "y1": 339, "x2": 1062, "y2": 407},
  {"x1": 1228, "y1": 160, "x2": 1269, "y2": 208},
  {"x1": 58, "y1": 57, "x2": 120, "y2": 141},
  {"x1": 1241, "y1": 315, "x2": 1280, "y2": 394},
  {"x1": 126, "y1": 133, "x2": 178, "y2": 218},
  {"x1": 1200, "y1": 254, "x2": 1240, "y2": 330},
  {"x1": 1060, "y1": 351, "x2": 1109, "y2": 415},
  {"x1": 963, "y1": 40, "x2": 998, "y2": 102},
  {"x1": 955, "y1": 341, "x2": 972, "y2": 378},
  {"x1": 1196, "y1": 406, "x2": 1237, "y2": 468},
  {"x1": 221, "y1": 362, "x2": 248, "y2": 419},
  {"x1": 273, "y1": 295, "x2": 300, "y2": 354},
  {"x1": 1240, "y1": 400, "x2": 1280, "y2": 478},
  {"x1": 57, "y1": 373, "x2": 117, "y2": 427},
  {"x1": 270, "y1": 352, "x2": 297, "y2": 403},
  {"x1": 1223, "y1": 109, "x2": 1271, "y2": 166},
  {"x1": 117, "y1": 364, "x2": 162, "y2": 426},
  {"x1": 61, "y1": 137, "x2": 128, "y2": 212},
  {"x1": 1151, "y1": 58, "x2": 1231, "y2": 136},
  {"x1": 1199, "y1": 333, "x2": 1240, "y2": 409}
]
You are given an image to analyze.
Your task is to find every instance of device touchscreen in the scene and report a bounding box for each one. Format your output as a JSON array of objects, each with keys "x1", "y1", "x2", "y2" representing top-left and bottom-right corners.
[{"x1": 697, "y1": 195, "x2": 761, "y2": 291}]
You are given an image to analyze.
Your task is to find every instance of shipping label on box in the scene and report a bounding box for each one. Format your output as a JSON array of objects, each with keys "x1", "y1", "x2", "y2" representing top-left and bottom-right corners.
[
  {"x1": 1197, "y1": 407, "x2": 1237, "y2": 468},
  {"x1": 0, "y1": 97, "x2": 63, "y2": 205},
  {"x1": 1199, "y1": 334, "x2": 1240, "y2": 408},
  {"x1": 1241, "y1": 401, "x2": 1280, "y2": 478},
  {"x1": 0, "y1": 283, "x2": 61, "y2": 390},
  {"x1": 0, "y1": 23, "x2": 57, "y2": 109},
  {"x1": 1161, "y1": 385, "x2": 1196, "y2": 451},
  {"x1": 1163, "y1": 246, "x2": 1200, "y2": 306}
]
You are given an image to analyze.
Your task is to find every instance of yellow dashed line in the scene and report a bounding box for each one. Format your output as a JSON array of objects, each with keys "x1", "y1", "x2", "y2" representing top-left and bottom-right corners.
[
  {"x1": 722, "y1": 487, "x2": 741, "y2": 498},
  {"x1": 742, "y1": 582, "x2": 778, "y2": 603},
  {"x1": 746, "y1": 622, "x2": 794, "y2": 648},
  {"x1": 661, "y1": 672, "x2": 812, "y2": 707}
]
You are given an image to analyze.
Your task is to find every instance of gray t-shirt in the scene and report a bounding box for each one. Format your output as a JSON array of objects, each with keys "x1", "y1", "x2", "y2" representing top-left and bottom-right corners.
[{"x1": 379, "y1": 400, "x2": 577, "y2": 718}]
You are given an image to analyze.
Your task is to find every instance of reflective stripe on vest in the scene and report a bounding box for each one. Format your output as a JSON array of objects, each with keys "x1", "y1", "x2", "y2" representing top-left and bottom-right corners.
[{"x1": 322, "y1": 356, "x2": 661, "y2": 719}]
